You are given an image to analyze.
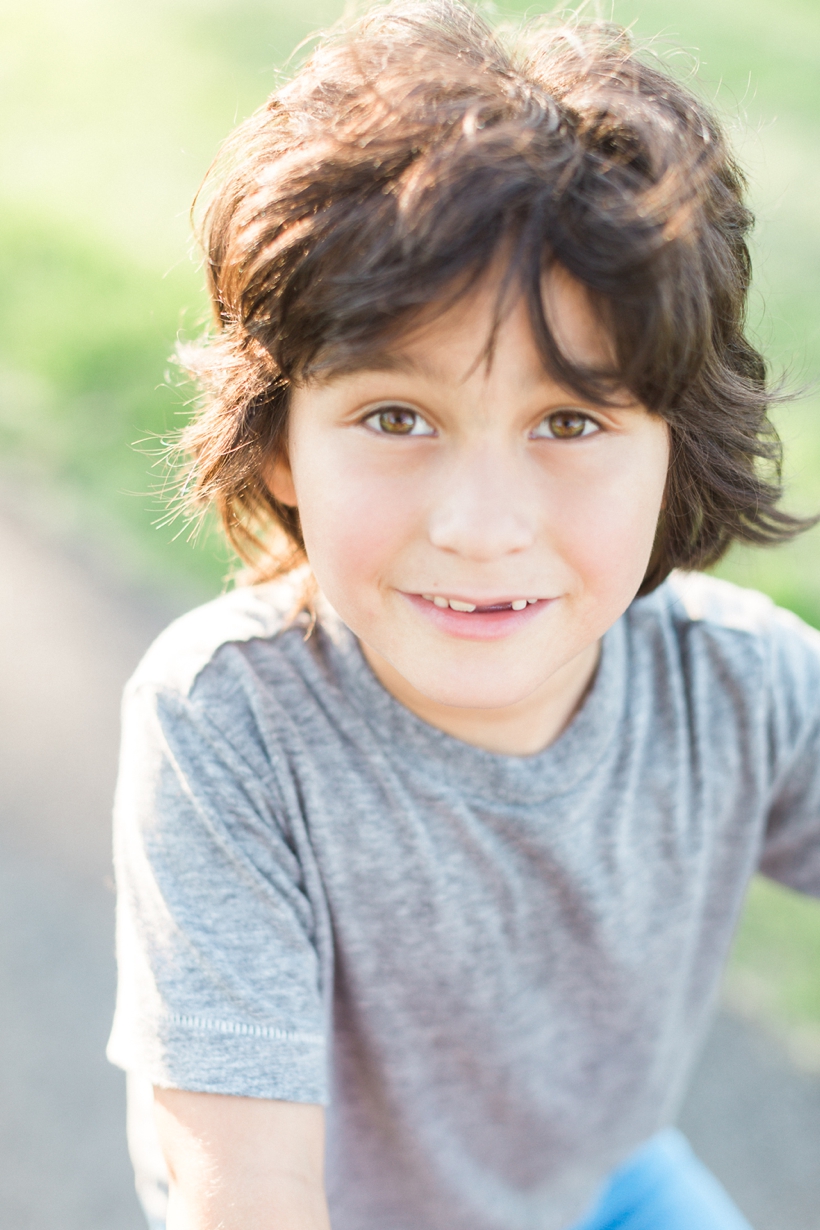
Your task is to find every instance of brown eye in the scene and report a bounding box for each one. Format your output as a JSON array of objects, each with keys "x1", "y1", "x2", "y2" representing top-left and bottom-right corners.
[
  {"x1": 548, "y1": 411, "x2": 586, "y2": 438},
  {"x1": 531, "y1": 410, "x2": 599, "y2": 440},
  {"x1": 364, "y1": 405, "x2": 435, "y2": 437},
  {"x1": 380, "y1": 408, "x2": 416, "y2": 434}
]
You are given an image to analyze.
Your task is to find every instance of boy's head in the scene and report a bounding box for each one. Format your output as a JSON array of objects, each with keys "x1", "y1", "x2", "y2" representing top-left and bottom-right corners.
[
  {"x1": 267, "y1": 260, "x2": 669, "y2": 720},
  {"x1": 178, "y1": 0, "x2": 808, "y2": 713}
]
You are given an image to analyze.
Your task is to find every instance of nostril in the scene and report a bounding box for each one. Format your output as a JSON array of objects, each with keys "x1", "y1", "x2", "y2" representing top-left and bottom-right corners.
[{"x1": 428, "y1": 509, "x2": 534, "y2": 559}]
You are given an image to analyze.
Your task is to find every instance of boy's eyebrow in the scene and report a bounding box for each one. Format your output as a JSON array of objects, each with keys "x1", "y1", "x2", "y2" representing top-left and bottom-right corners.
[
  {"x1": 346, "y1": 349, "x2": 435, "y2": 376},
  {"x1": 321, "y1": 350, "x2": 455, "y2": 384},
  {"x1": 320, "y1": 348, "x2": 625, "y2": 397},
  {"x1": 324, "y1": 349, "x2": 558, "y2": 391}
]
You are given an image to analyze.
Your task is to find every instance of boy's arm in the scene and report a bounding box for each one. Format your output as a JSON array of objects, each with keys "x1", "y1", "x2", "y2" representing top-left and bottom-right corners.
[{"x1": 154, "y1": 1088, "x2": 331, "y2": 1230}]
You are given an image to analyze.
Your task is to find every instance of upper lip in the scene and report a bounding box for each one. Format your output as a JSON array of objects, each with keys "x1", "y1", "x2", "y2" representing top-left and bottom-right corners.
[{"x1": 415, "y1": 593, "x2": 545, "y2": 605}]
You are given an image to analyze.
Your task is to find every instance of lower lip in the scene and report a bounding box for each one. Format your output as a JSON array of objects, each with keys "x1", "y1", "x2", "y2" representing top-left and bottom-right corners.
[{"x1": 402, "y1": 593, "x2": 554, "y2": 641}]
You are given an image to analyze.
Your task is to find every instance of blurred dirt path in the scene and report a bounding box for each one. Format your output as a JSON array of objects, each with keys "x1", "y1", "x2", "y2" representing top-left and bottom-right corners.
[
  {"x1": 0, "y1": 502, "x2": 818, "y2": 1229},
  {"x1": 0, "y1": 502, "x2": 174, "y2": 1229}
]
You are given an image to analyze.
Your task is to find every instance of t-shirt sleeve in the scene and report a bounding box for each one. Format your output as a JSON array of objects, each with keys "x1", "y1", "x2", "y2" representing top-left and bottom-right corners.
[
  {"x1": 106, "y1": 664, "x2": 328, "y2": 1104},
  {"x1": 760, "y1": 604, "x2": 820, "y2": 897}
]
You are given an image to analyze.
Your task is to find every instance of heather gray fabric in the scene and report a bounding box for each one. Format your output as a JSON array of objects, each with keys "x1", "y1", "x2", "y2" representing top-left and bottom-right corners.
[{"x1": 108, "y1": 572, "x2": 820, "y2": 1230}]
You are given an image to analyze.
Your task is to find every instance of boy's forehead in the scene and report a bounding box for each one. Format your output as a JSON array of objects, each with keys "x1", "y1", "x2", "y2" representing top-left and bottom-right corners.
[{"x1": 541, "y1": 267, "x2": 617, "y2": 371}]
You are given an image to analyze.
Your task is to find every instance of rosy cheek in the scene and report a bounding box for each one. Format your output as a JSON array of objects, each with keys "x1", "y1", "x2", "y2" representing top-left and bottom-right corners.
[
  {"x1": 297, "y1": 456, "x2": 420, "y2": 608},
  {"x1": 549, "y1": 464, "x2": 664, "y2": 604}
]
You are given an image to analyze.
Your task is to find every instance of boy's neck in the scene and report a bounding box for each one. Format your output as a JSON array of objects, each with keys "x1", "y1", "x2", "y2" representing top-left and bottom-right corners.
[{"x1": 358, "y1": 639, "x2": 602, "y2": 757}]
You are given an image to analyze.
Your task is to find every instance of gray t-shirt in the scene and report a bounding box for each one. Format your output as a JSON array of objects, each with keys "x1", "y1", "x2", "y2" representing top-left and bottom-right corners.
[{"x1": 108, "y1": 571, "x2": 820, "y2": 1230}]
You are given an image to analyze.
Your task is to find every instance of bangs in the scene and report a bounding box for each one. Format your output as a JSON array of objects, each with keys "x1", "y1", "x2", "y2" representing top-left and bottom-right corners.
[
  {"x1": 298, "y1": 246, "x2": 629, "y2": 413},
  {"x1": 225, "y1": 75, "x2": 721, "y2": 414}
]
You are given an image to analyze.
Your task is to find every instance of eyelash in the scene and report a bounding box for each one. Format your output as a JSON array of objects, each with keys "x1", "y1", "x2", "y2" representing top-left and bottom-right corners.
[
  {"x1": 530, "y1": 410, "x2": 602, "y2": 440},
  {"x1": 362, "y1": 405, "x2": 436, "y2": 436},
  {"x1": 361, "y1": 405, "x2": 603, "y2": 439}
]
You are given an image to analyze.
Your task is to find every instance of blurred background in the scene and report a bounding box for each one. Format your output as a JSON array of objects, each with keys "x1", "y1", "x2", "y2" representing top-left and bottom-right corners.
[{"x1": 0, "y1": 0, "x2": 818, "y2": 1226}]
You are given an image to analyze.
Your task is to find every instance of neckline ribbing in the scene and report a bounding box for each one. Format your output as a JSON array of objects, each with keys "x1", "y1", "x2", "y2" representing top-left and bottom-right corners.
[{"x1": 317, "y1": 614, "x2": 628, "y2": 806}]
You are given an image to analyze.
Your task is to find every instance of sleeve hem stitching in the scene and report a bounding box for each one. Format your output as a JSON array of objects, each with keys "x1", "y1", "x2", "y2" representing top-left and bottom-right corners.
[{"x1": 164, "y1": 1012, "x2": 323, "y2": 1045}]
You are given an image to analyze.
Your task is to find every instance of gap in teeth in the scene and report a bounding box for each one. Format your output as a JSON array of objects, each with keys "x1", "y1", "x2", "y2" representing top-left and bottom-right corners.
[{"x1": 421, "y1": 594, "x2": 539, "y2": 612}]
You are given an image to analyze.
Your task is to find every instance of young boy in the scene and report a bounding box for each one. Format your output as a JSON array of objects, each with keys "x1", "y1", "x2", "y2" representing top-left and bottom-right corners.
[{"x1": 107, "y1": 2, "x2": 820, "y2": 1227}]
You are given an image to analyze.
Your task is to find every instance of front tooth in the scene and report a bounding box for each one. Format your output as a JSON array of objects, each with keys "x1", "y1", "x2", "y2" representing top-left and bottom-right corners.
[
  {"x1": 527, "y1": 598, "x2": 539, "y2": 604},
  {"x1": 511, "y1": 599, "x2": 527, "y2": 611},
  {"x1": 449, "y1": 599, "x2": 476, "y2": 612},
  {"x1": 422, "y1": 594, "x2": 433, "y2": 601},
  {"x1": 433, "y1": 596, "x2": 449, "y2": 608}
]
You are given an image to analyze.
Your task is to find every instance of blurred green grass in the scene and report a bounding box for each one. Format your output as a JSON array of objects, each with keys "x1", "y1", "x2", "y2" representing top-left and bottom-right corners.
[
  {"x1": 2, "y1": 0, "x2": 819, "y2": 1041},
  {"x1": 0, "y1": 0, "x2": 342, "y2": 594}
]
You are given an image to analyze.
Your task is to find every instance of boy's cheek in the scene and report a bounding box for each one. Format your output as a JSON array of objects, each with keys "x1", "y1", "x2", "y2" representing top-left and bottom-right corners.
[
  {"x1": 293, "y1": 429, "x2": 667, "y2": 627},
  {"x1": 553, "y1": 485, "x2": 663, "y2": 608},
  {"x1": 297, "y1": 472, "x2": 415, "y2": 607}
]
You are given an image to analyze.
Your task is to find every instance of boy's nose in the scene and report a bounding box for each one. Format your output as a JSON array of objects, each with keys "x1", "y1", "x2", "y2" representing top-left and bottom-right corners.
[{"x1": 427, "y1": 448, "x2": 536, "y2": 561}]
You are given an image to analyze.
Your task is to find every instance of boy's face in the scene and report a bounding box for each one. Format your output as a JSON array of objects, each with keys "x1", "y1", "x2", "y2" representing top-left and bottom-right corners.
[{"x1": 270, "y1": 269, "x2": 669, "y2": 753}]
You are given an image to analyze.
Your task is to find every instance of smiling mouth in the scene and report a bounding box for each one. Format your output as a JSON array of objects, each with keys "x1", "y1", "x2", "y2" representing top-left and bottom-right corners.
[{"x1": 420, "y1": 594, "x2": 542, "y2": 613}]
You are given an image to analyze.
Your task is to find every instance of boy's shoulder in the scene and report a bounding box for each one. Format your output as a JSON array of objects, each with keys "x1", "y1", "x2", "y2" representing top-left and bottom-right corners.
[
  {"x1": 127, "y1": 573, "x2": 315, "y2": 701},
  {"x1": 635, "y1": 570, "x2": 820, "y2": 682},
  {"x1": 644, "y1": 570, "x2": 782, "y2": 635}
]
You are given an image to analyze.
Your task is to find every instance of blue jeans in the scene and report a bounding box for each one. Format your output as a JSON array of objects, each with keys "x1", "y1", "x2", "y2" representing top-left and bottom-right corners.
[{"x1": 571, "y1": 1130, "x2": 753, "y2": 1230}]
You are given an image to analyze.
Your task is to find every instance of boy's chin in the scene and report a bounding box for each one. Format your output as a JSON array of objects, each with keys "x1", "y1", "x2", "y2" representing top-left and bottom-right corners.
[
  {"x1": 398, "y1": 664, "x2": 559, "y2": 715},
  {"x1": 358, "y1": 632, "x2": 591, "y2": 719}
]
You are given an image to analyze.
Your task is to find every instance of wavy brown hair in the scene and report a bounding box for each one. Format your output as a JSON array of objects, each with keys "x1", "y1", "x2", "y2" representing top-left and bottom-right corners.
[{"x1": 177, "y1": 0, "x2": 812, "y2": 591}]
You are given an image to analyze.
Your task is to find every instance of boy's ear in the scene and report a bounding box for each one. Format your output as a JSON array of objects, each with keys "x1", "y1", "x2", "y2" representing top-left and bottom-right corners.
[{"x1": 266, "y1": 451, "x2": 298, "y2": 508}]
